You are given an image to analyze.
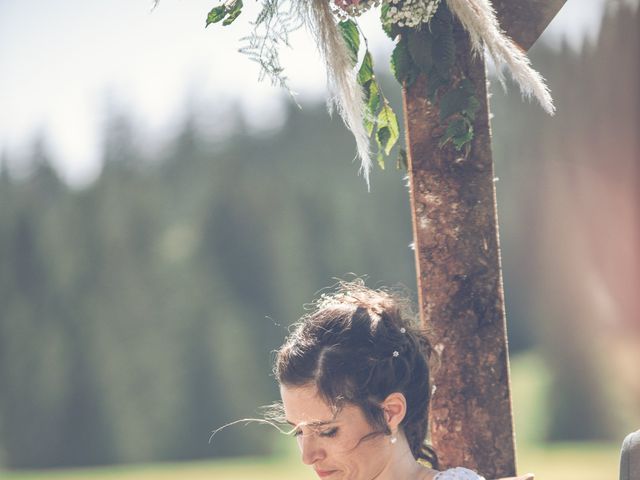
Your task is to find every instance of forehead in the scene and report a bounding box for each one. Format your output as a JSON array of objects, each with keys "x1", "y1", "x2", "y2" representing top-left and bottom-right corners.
[{"x1": 280, "y1": 384, "x2": 337, "y2": 425}]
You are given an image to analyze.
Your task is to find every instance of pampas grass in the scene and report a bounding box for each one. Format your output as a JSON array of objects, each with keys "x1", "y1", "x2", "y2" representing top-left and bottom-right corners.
[
  {"x1": 446, "y1": 0, "x2": 555, "y2": 115},
  {"x1": 300, "y1": 1, "x2": 373, "y2": 189}
]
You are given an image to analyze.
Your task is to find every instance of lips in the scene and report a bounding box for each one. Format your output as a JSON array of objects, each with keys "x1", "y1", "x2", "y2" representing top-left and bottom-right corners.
[{"x1": 314, "y1": 468, "x2": 337, "y2": 478}]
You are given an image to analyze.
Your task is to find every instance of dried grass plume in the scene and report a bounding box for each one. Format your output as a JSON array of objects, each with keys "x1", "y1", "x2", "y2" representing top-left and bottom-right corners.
[
  {"x1": 446, "y1": 0, "x2": 555, "y2": 115},
  {"x1": 300, "y1": 0, "x2": 373, "y2": 189}
]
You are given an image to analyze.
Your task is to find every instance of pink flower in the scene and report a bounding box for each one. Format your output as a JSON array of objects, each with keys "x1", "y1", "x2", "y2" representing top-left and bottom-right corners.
[{"x1": 334, "y1": 0, "x2": 361, "y2": 10}]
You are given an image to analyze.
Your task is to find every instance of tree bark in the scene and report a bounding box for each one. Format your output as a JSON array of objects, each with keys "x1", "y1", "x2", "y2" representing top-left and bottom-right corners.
[{"x1": 403, "y1": 22, "x2": 515, "y2": 479}]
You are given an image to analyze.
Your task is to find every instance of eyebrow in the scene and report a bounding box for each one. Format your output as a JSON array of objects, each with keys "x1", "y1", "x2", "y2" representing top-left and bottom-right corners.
[{"x1": 286, "y1": 419, "x2": 337, "y2": 428}]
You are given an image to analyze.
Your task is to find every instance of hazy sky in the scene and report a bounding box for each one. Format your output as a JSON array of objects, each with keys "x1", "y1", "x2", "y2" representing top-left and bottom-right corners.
[{"x1": 0, "y1": 0, "x2": 611, "y2": 185}]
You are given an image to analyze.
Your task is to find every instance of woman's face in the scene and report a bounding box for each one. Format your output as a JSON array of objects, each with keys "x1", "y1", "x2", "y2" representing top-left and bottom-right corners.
[{"x1": 280, "y1": 384, "x2": 393, "y2": 480}]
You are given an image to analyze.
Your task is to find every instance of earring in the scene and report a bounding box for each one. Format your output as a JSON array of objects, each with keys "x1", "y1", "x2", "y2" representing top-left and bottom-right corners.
[{"x1": 390, "y1": 435, "x2": 397, "y2": 444}]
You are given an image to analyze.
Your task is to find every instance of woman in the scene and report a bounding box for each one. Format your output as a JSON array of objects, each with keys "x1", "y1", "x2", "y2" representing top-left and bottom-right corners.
[{"x1": 274, "y1": 281, "x2": 533, "y2": 480}]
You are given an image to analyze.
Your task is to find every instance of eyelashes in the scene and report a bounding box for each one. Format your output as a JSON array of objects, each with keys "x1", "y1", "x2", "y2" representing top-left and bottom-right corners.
[
  {"x1": 292, "y1": 427, "x2": 339, "y2": 438},
  {"x1": 321, "y1": 427, "x2": 339, "y2": 438}
]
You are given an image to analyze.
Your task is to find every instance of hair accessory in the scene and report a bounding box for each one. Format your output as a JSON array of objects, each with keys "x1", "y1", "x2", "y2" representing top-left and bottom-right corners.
[
  {"x1": 392, "y1": 351, "x2": 399, "y2": 357},
  {"x1": 400, "y1": 328, "x2": 406, "y2": 334}
]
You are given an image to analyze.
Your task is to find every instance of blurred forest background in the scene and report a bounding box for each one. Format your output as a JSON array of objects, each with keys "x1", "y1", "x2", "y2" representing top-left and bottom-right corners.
[{"x1": 0, "y1": 1, "x2": 638, "y2": 474}]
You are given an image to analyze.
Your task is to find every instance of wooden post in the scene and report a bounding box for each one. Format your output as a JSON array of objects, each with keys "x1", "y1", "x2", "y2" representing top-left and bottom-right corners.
[{"x1": 402, "y1": 1, "x2": 566, "y2": 477}]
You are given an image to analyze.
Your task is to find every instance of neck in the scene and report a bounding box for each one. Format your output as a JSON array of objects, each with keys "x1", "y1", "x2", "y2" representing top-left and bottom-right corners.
[{"x1": 374, "y1": 434, "x2": 433, "y2": 480}]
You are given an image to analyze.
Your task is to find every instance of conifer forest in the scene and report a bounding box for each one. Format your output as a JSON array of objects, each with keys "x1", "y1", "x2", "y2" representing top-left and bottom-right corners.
[{"x1": 0, "y1": 3, "x2": 638, "y2": 470}]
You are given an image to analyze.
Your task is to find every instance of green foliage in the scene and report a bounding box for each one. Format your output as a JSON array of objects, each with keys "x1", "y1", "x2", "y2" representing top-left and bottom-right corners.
[
  {"x1": 363, "y1": 78, "x2": 380, "y2": 136},
  {"x1": 427, "y1": 6, "x2": 455, "y2": 80},
  {"x1": 439, "y1": 80, "x2": 472, "y2": 121},
  {"x1": 352, "y1": 31, "x2": 400, "y2": 168},
  {"x1": 389, "y1": 1, "x2": 477, "y2": 153},
  {"x1": 376, "y1": 103, "x2": 399, "y2": 156},
  {"x1": 223, "y1": 0, "x2": 243, "y2": 26},
  {"x1": 397, "y1": 147, "x2": 408, "y2": 170},
  {"x1": 407, "y1": 29, "x2": 433, "y2": 73},
  {"x1": 437, "y1": 79, "x2": 479, "y2": 151},
  {"x1": 235, "y1": 0, "x2": 304, "y2": 91},
  {"x1": 390, "y1": 38, "x2": 415, "y2": 86},
  {"x1": 380, "y1": 4, "x2": 400, "y2": 39},
  {"x1": 425, "y1": 68, "x2": 449, "y2": 100},
  {"x1": 357, "y1": 50, "x2": 374, "y2": 85},
  {"x1": 338, "y1": 20, "x2": 360, "y2": 66},
  {"x1": 206, "y1": 0, "x2": 243, "y2": 27},
  {"x1": 206, "y1": 6, "x2": 227, "y2": 26},
  {"x1": 439, "y1": 117, "x2": 473, "y2": 150}
]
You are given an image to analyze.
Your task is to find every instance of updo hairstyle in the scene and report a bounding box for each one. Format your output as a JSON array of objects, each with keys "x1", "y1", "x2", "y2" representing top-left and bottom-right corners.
[{"x1": 275, "y1": 281, "x2": 438, "y2": 467}]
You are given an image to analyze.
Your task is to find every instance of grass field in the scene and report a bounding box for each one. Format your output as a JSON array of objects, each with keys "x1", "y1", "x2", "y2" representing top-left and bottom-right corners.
[
  {"x1": 0, "y1": 353, "x2": 624, "y2": 479},
  {"x1": 1, "y1": 443, "x2": 622, "y2": 480}
]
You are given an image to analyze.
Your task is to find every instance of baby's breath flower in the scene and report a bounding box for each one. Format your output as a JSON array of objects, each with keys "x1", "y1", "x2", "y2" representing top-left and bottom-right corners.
[{"x1": 382, "y1": 0, "x2": 440, "y2": 27}]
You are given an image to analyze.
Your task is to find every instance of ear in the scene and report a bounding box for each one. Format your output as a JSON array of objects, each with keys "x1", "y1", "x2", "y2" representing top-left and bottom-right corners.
[{"x1": 381, "y1": 392, "x2": 407, "y2": 430}]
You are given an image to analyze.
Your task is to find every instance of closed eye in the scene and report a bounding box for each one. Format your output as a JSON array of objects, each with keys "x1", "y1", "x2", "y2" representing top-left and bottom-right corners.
[
  {"x1": 291, "y1": 427, "x2": 338, "y2": 438},
  {"x1": 319, "y1": 427, "x2": 338, "y2": 438}
]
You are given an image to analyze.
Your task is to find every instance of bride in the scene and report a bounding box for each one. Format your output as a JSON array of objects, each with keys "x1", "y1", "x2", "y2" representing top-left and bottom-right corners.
[{"x1": 274, "y1": 281, "x2": 533, "y2": 480}]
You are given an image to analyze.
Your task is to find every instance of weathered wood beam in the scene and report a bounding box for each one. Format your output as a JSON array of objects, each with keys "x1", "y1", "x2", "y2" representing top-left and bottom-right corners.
[
  {"x1": 493, "y1": 0, "x2": 568, "y2": 50},
  {"x1": 403, "y1": 21, "x2": 516, "y2": 480},
  {"x1": 403, "y1": 1, "x2": 568, "y2": 475},
  {"x1": 402, "y1": 2, "x2": 568, "y2": 475}
]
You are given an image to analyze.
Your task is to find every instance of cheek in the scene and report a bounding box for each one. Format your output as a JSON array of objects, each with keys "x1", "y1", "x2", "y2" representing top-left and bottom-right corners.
[{"x1": 337, "y1": 436, "x2": 390, "y2": 479}]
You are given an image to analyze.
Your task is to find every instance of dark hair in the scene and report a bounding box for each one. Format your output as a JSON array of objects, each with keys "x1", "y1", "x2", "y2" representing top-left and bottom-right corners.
[{"x1": 275, "y1": 281, "x2": 438, "y2": 468}]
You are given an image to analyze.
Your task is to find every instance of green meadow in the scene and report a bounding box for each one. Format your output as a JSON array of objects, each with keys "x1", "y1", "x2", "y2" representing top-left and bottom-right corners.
[{"x1": 0, "y1": 443, "x2": 621, "y2": 480}]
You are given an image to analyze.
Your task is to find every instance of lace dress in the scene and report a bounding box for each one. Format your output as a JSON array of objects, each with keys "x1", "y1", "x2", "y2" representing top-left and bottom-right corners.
[{"x1": 434, "y1": 467, "x2": 486, "y2": 480}]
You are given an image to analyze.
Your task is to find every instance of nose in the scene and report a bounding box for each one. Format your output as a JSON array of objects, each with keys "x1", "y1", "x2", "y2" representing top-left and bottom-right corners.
[{"x1": 298, "y1": 434, "x2": 326, "y2": 465}]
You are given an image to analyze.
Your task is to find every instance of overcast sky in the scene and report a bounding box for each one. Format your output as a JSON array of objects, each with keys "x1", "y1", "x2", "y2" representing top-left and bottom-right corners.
[{"x1": 0, "y1": 0, "x2": 612, "y2": 185}]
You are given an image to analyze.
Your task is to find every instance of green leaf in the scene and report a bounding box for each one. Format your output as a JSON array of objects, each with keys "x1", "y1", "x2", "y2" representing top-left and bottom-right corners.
[
  {"x1": 222, "y1": 0, "x2": 242, "y2": 25},
  {"x1": 338, "y1": 20, "x2": 360, "y2": 66},
  {"x1": 432, "y1": 24, "x2": 455, "y2": 78},
  {"x1": 206, "y1": 5, "x2": 228, "y2": 26},
  {"x1": 444, "y1": 118, "x2": 468, "y2": 138},
  {"x1": 426, "y1": 68, "x2": 448, "y2": 99},
  {"x1": 453, "y1": 125, "x2": 473, "y2": 150},
  {"x1": 439, "y1": 118, "x2": 473, "y2": 150},
  {"x1": 363, "y1": 80, "x2": 380, "y2": 137},
  {"x1": 222, "y1": 9, "x2": 241, "y2": 25},
  {"x1": 367, "y1": 80, "x2": 381, "y2": 115},
  {"x1": 407, "y1": 29, "x2": 433, "y2": 73},
  {"x1": 439, "y1": 85, "x2": 469, "y2": 121},
  {"x1": 377, "y1": 126, "x2": 391, "y2": 150},
  {"x1": 364, "y1": 116, "x2": 375, "y2": 137},
  {"x1": 380, "y1": 5, "x2": 398, "y2": 39},
  {"x1": 458, "y1": 78, "x2": 474, "y2": 94},
  {"x1": 465, "y1": 95, "x2": 481, "y2": 120},
  {"x1": 358, "y1": 51, "x2": 374, "y2": 85},
  {"x1": 433, "y1": 35, "x2": 455, "y2": 78},
  {"x1": 396, "y1": 148, "x2": 408, "y2": 170},
  {"x1": 391, "y1": 38, "x2": 415, "y2": 86},
  {"x1": 376, "y1": 103, "x2": 400, "y2": 155},
  {"x1": 430, "y1": 2, "x2": 453, "y2": 37}
]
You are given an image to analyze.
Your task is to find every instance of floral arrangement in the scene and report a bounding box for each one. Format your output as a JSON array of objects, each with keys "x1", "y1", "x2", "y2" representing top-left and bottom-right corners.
[{"x1": 154, "y1": 0, "x2": 554, "y2": 187}]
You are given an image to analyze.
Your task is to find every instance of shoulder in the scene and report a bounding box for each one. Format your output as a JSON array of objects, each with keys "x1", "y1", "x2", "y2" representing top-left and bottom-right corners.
[
  {"x1": 433, "y1": 467, "x2": 486, "y2": 480},
  {"x1": 621, "y1": 430, "x2": 640, "y2": 480}
]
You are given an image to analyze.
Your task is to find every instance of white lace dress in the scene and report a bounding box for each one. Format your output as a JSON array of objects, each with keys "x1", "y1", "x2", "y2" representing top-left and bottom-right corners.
[{"x1": 434, "y1": 467, "x2": 486, "y2": 480}]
